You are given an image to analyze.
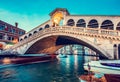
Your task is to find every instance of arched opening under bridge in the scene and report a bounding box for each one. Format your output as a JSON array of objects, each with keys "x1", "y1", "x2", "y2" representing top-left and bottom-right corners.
[{"x1": 25, "y1": 35, "x2": 108, "y2": 59}]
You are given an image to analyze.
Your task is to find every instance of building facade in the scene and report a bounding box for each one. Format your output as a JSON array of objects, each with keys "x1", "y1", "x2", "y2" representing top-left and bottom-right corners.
[{"x1": 0, "y1": 20, "x2": 25, "y2": 50}]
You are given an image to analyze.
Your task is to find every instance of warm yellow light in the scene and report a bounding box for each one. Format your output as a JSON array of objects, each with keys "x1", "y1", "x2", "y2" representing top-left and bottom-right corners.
[
  {"x1": 2, "y1": 58, "x2": 11, "y2": 64},
  {"x1": 74, "y1": 50, "x2": 78, "y2": 55},
  {"x1": 12, "y1": 38, "x2": 18, "y2": 44},
  {"x1": 54, "y1": 19, "x2": 58, "y2": 24},
  {"x1": 52, "y1": 12, "x2": 63, "y2": 26}
]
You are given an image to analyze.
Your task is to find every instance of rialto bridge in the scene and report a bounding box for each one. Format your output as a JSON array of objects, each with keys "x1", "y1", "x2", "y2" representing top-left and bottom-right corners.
[{"x1": 9, "y1": 8, "x2": 120, "y2": 59}]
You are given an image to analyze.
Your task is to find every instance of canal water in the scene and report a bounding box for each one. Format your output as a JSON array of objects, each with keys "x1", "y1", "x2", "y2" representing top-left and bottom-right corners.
[{"x1": 0, "y1": 55, "x2": 95, "y2": 82}]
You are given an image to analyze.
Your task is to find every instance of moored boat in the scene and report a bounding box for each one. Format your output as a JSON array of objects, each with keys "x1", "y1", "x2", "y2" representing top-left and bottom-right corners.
[
  {"x1": 100, "y1": 60, "x2": 120, "y2": 67},
  {"x1": 84, "y1": 60, "x2": 120, "y2": 82},
  {"x1": 84, "y1": 60, "x2": 120, "y2": 74},
  {"x1": 0, "y1": 54, "x2": 57, "y2": 65}
]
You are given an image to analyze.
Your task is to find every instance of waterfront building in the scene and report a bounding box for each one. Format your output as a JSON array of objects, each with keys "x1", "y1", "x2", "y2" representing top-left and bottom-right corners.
[
  {"x1": 57, "y1": 45, "x2": 96, "y2": 55},
  {"x1": 0, "y1": 20, "x2": 25, "y2": 50}
]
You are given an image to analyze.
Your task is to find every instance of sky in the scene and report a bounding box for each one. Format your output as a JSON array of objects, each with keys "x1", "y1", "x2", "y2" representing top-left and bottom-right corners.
[{"x1": 0, "y1": 0, "x2": 120, "y2": 32}]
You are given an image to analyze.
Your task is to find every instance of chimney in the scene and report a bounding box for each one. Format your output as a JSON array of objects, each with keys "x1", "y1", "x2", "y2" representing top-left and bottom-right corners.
[{"x1": 15, "y1": 22, "x2": 18, "y2": 28}]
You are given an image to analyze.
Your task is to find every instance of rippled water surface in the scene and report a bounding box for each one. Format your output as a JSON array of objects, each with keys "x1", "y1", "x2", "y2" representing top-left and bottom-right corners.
[{"x1": 0, "y1": 55, "x2": 86, "y2": 82}]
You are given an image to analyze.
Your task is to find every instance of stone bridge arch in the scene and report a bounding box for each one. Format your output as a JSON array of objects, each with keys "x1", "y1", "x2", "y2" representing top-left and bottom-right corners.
[{"x1": 20, "y1": 33, "x2": 109, "y2": 59}]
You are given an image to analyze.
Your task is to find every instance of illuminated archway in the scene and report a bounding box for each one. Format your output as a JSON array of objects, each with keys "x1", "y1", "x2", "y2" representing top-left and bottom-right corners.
[{"x1": 52, "y1": 12, "x2": 64, "y2": 27}]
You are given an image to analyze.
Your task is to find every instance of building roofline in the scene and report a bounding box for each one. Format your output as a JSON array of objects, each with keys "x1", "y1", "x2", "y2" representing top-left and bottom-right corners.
[
  {"x1": 49, "y1": 8, "x2": 70, "y2": 16},
  {"x1": 0, "y1": 20, "x2": 25, "y2": 31},
  {"x1": 69, "y1": 14, "x2": 120, "y2": 17}
]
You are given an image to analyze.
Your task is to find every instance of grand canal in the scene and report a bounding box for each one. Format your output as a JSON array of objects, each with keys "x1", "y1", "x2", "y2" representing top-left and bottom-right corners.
[{"x1": 0, "y1": 55, "x2": 95, "y2": 82}]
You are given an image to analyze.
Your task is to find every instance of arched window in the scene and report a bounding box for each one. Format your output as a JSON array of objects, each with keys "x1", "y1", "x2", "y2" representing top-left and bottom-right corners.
[
  {"x1": 44, "y1": 24, "x2": 50, "y2": 29},
  {"x1": 67, "y1": 19, "x2": 75, "y2": 26},
  {"x1": 88, "y1": 19, "x2": 98, "y2": 28},
  {"x1": 24, "y1": 36, "x2": 27, "y2": 39},
  {"x1": 39, "y1": 28, "x2": 43, "y2": 31},
  {"x1": 20, "y1": 38, "x2": 23, "y2": 41},
  {"x1": 29, "y1": 33, "x2": 32, "y2": 37},
  {"x1": 116, "y1": 22, "x2": 120, "y2": 30},
  {"x1": 33, "y1": 31, "x2": 37, "y2": 34},
  {"x1": 12, "y1": 37, "x2": 14, "y2": 40},
  {"x1": 76, "y1": 19, "x2": 86, "y2": 27},
  {"x1": 0, "y1": 34, "x2": 3, "y2": 39},
  {"x1": 0, "y1": 24, "x2": 5, "y2": 30},
  {"x1": 101, "y1": 20, "x2": 113, "y2": 30}
]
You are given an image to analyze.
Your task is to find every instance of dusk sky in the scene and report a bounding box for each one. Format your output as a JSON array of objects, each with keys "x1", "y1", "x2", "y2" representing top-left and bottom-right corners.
[{"x1": 0, "y1": 0, "x2": 120, "y2": 32}]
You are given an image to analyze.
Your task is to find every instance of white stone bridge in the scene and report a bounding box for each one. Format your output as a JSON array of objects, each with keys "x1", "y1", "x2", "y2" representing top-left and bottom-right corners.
[{"x1": 9, "y1": 8, "x2": 120, "y2": 59}]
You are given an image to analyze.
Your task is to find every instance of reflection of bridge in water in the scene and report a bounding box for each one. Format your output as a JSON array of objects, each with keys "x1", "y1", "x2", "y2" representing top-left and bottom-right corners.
[{"x1": 9, "y1": 8, "x2": 120, "y2": 59}]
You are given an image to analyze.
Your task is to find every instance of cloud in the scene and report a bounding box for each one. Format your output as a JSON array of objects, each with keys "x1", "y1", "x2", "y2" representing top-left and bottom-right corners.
[{"x1": 0, "y1": 9, "x2": 49, "y2": 32}]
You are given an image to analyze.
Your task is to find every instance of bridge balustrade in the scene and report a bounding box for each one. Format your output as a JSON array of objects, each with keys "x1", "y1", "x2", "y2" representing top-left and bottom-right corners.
[
  {"x1": 85, "y1": 28, "x2": 99, "y2": 34},
  {"x1": 72, "y1": 27, "x2": 84, "y2": 32},
  {"x1": 12, "y1": 26, "x2": 120, "y2": 50},
  {"x1": 101, "y1": 29, "x2": 118, "y2": 36}
]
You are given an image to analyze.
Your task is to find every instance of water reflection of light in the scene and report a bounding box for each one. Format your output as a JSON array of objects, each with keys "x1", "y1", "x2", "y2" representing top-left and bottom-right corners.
[
  {"x1": 2, "y1": 58, "x2": 11, "y2": 64},
  {"x1": 74, "y1": 55, "x2": 78, "y2": 70},
  {"x1": 66, "y1": 55, "x2": 70, "y2": 68},
  {"x1": 84, "y1": 56, "x2": 98, "y2": 63},
  {"x1": 73, "y1": 50, "x2": 78, "y2": 55}
]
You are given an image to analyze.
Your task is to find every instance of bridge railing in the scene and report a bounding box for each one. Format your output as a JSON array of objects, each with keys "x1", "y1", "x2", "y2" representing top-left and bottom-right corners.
[
  {"x1": 57, "y1": 26, "x2": 120, "y2": 36},
  {"x1": 84, "y1": 28, "x2": 99, "y2": 34},
  {"x1": 100, "y1": 29, "x2": 119, "y2": 36},
  {"x1": 12, "y1": 26, "x2": 120, "y2": 49},
  {"x1": 63, "y1": 26, "x2": 119, "y2": 36}
]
